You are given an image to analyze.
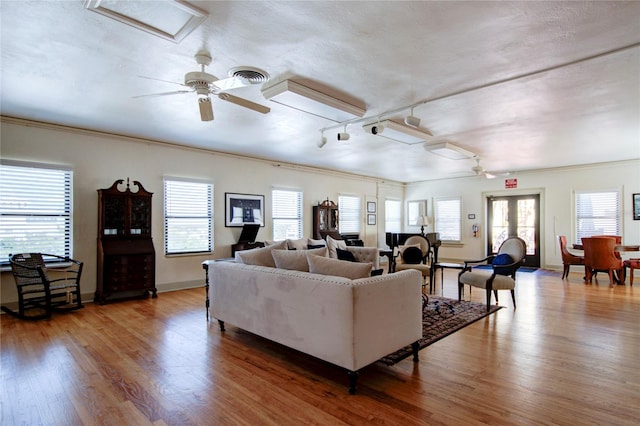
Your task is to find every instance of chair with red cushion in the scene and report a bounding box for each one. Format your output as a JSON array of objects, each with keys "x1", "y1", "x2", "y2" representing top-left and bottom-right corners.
[{"x1": 623, "y1": 258, "x2": 640, "y2": 286}]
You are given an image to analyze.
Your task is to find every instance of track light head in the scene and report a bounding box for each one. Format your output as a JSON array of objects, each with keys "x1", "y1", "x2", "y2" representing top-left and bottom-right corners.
[
  {"x1": 317, "y1": 135, "x2": 327, "y2": 148},
  {"x1": 363, "y1": 123, "x2": 384, "y2": 135},
  {"x1": 404, "y1": 115, "x2": 420, "y2": 127},
  {"x1": 337, "y1": 132, "x2": 350, "y2": 141}
]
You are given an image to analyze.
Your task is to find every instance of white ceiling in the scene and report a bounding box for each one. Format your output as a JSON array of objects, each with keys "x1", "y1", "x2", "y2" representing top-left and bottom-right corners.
[{"x1": 1, "y1": 1, "x2": 639, "y2": 183}]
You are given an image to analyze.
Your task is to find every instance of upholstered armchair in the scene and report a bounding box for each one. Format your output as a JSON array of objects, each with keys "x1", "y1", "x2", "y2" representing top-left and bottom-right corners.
[
  {"x1": 558, "y1": 235, "x2": 584, "y2": 279},
  {"x1": 458, "y1": 237, "x2": 526, "y2": 311},
  {"x1": 393, "y1": 235, "x2": 432, "y2": 290},
  {"x1": 582, "y1": 237, "x2": 623, "y2": 286}
]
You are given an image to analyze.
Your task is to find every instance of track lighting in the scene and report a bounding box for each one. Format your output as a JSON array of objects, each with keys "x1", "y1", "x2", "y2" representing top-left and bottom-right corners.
[
  {"x1": 337, "y1": 125, "x2": 350, "y2": 141},
  {"x1": 404, "y1": 107, "x2": 420, "y2": 127},
  {"x1": 318, "y1": 131, "x2": 327, "y2": 148}
]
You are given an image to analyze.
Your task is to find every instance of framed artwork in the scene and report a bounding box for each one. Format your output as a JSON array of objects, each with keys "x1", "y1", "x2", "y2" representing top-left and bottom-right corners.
[
  {"x1": 367, "y1": 214, "x2": 376, "y2": 225},
  {"x1": 367, "y1": 201, "x2": 376, "y2": 213},
  {"x1": 634, "y1": 193, "x2": 640, "y2": 220},
  {"x1": 225, "y1": 193, "x2": 265, "y2": 227}
]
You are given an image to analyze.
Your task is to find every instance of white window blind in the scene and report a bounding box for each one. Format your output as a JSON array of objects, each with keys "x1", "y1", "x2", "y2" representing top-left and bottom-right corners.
[
  {"x1": 434, "y1": 197, "x2": 461, "y2": 242},
  {"x1": 164, "y1": 178, "x2": 213, "y2": 255},
  {"x1": 0, "y1": 162, "x2": 72, "y2": 263},
  {"x1": 272, "y1": 189, "x2": 302, "y2": 240},
  {"x1": 385, "y1": 199, "x2": 401, "y2": 233},
  {"x1": 338, "y1": 195, "x2": 361, "y2": 234},
  {"x1": 575, "y1": 190, "x2": 620, "y2": 244}
]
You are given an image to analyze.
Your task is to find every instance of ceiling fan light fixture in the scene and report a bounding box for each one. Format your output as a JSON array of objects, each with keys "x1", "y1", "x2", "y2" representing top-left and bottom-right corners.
[
  {"x1": 262, "y1": 80, "x2": 366, "y2": 122},
  {"x1": 198, "y1": 97, "x2": 214, "y2": 121},
  {"x1": 424, "y1": 142, "x2": 474, "y2": 160}
]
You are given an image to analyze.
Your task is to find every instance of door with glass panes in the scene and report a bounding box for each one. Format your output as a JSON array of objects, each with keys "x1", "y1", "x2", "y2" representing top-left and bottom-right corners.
[{"x1": 487, "y1": 194, "x2": 540, "y2": 267}]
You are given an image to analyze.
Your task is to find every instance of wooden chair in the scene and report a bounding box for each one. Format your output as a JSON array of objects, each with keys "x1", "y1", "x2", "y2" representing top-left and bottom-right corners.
[
  {"x1": 622, "y1": 258, "x2": 639, "y2": 286},
  {"x1": 458, "y1": 236, "x2": 526, "y2": 311},
  {"x1": 393, "y1": 235, "x2": 432, "y2": 292},
  {"x1": 558, "y1": 235, "x2": 584, "y2": 279},
  {"x1": 581, "y1": 237, "x2": 623, "y2": 286},
  {"x1": 2, "y1": 253, "x2": 84, "y2": 320}
]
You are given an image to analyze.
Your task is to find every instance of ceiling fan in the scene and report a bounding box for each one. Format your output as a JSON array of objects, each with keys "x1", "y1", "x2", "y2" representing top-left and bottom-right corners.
[
  {"x1": 471, "y1": 156, "x2": 511, "y2": 179},
  {"x1": 135, "y1": 50, "x2": 271, "y2": 121}
]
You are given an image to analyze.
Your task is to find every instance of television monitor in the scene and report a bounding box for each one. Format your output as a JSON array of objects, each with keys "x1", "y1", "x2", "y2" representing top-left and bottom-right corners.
[{"x1": 238, "y1": 224, "x2": 260, "y2": 243}]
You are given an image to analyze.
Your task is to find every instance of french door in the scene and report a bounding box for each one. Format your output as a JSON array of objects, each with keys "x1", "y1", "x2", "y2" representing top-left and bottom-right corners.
[{"x1": 487, "y1": 194, "x2": 540, "y2": 267}]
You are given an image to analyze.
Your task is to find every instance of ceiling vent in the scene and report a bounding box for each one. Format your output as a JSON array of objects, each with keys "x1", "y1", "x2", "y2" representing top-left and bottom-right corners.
[{"x1": 228, "y1": 66, "x2": 270, "y2": 84}]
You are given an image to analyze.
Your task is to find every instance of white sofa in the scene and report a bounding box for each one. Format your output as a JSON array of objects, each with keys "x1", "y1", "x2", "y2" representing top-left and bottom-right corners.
[{"x1": 204, "y1": 260, "x2": 423, "y2": 394}]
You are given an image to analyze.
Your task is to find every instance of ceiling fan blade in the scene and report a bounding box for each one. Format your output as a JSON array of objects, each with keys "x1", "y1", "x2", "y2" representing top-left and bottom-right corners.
[
  {"x1": 133, "y1": 90, "x2": 193, "y2": 99},
  {"x1": 137, "y1": 75, "x2": 187, "y2": 87},
  {"x1": 199, "y1": 97, "x2": 214, "y2": 121},
  {"x1": 218, "y1": 93, "x2": 271, "y2": 114},
  {"x1": 211, "y1": 76, "x2": 250, "y2": 92},
  {"x1": 484, "y1": 172, "x2": 497, "y2": 179}
]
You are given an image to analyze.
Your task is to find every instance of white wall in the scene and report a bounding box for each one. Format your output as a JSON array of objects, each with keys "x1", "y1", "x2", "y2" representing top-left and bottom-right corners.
[
  {"x1": 0, "y1": 120, "x2": 403, "y2": 304},
  {"x1": 405, "y1": 160, "x2": 640, "y2": 268}
]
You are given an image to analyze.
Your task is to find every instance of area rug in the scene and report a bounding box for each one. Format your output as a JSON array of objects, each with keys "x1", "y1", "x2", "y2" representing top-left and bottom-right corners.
[{"x1": 378, "y1": 296, "x2": 502, "y2": 365}]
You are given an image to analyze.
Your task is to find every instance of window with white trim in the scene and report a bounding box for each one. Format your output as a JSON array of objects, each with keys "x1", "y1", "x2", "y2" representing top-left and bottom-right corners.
[
  {"x1": 272, "y1": 189, "x2": 302, "y2": 240},
  {"x1": 164, "y1": 178, "x2": 213, "y2": 255},
  {"x1": 575, "y1": 190, "x2": 621, "y2": 244},
  {"x1": 385, "y1": 199, "x2": 401, "y2": 233},
  {"x1": 0, "y1": 161, "x2": 72, "y2": 263},
  {"x1": 338, "y1": 195, "x2": 361, "y2": 234},
  {"x1": 434, "y1": 196, "x2": 462, "y2": 242}
]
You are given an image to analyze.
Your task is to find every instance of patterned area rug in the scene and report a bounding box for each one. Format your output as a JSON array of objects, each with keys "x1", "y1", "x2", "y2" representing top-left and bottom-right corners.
[{"x1": 379, "y1": 296, "x2": 502, "y2": 365}]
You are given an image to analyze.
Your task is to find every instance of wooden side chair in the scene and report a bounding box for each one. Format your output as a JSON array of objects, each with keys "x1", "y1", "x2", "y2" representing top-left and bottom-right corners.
[
  {"x1": 558, "y1": 235, "x2": 584, "y2": 279},
  {"x1": 2, "y1": 253, "x2": 84, "y2": 320},
  {"x1": 458, "y1": 236, "x2": 527, "y2": 311},
  {"x1": 581, "y1": 237, "x2": 623, "y2": 286}
]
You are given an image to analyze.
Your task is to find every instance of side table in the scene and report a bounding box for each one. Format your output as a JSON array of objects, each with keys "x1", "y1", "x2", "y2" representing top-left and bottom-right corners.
[{"x1": 430, "y1": 262, "x2": 465, "y2": 294}]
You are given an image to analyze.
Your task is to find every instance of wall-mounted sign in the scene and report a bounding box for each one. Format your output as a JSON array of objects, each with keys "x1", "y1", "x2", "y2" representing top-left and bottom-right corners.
[{"x1": 505, "y1": 178, "x2": 518, "y2": 189}]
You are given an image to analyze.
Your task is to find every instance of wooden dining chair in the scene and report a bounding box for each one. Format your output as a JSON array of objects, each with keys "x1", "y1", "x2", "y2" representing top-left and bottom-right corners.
[
  {"x1": 581, "y1": 237, "x2": 623, "y2": 286},
  {"x1": 558, "y1": 235, "x2": 584, "y2": 279}
]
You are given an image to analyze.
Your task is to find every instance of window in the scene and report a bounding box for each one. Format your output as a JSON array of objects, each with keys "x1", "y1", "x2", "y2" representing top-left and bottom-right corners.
[
  {"x1": 0, "y1": 161, "x2": 72, "y2": 263},
  {"x1": 385, "y1": 199, "x2": 401, "y2": 233},
  {"x1": 434, "y1": 196, "x2": 461, "y2": 242},
  {"x1": 338, "y1": 195, "x2": 361, "y2": 234},
  {"x1": 272, "y1": 189, "x2": 302, "y2": 240},
  {"x1": 575, "y1": 190, "x2": 621, "y2": 244},
  {"x1": 164, "y1": 178, "x2": 213, "y2": 255}
]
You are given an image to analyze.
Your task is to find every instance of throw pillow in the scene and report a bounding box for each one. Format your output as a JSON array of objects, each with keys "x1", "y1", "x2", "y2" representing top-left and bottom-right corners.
[
  {"x1": 286, "y1": 238, "x2": 308, "y2": 250},
  {"x1": 307, "y1": 244, "x2": 325, "y2": 249},
  {"x1": 307, "y1": 238, "x2": 326, "y2": 247},
  {"x1": 397, "y1": 243, "x2": 421, "y2": 264},
  {"x1": 492, "y1": 253, "x2": 514, "y2": 275},
  {"x1": 235, "y1": 240, "x2": 287, "y2": 267},
  {"x1": 402, "y1": 246, "x2": 423, "y2": 264},
  {"x1": 370, "y1": 268, "x2": 383, "y2": 276},
  {"x1": 307, "y1": 254, "x2": 372, "y2": 280},
  {"x1": 326, "y1": 235, "x2": 347, "y2": 259},
  {"x1": 336, "y1": 248, "x2": 357, "y2": 262},
  {"x1": 271, "y1": 246, "x2": 325, "y2": 271}
]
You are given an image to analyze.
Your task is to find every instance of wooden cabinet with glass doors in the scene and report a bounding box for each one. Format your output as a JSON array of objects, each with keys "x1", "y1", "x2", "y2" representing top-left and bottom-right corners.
[{"x1": 312, "y1": 199, "x2": 339, "y2": 240}]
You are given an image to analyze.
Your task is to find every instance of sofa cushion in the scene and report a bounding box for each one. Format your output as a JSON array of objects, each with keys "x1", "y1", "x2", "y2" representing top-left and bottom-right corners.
[
  {"x1": 308, "y1": 238, "x2": 326, "y2": 247},
  {"x1": 235, "y1": 240, "x2": 287, "y2": 266},
  {"x1": 272, "y1": 247, "x2": 327, "y2": 271},
  {"x1": 336, "y1": 248, "x2": 357, "y2": 262},
  {"x1": 307, "y1": 254, "x2": 372, "y2": 280},
  {"x1": 264, "y1": 240, "x2": 284, "y2": 246},
  {"x1": 326, "y1": 235, "x2": 347, "y2": 258}
]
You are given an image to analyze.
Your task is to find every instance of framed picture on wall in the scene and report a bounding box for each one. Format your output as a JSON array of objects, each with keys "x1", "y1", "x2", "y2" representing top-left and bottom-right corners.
[
  {"x1": 367, "y1": 214, "x2": 376, "y2": 225},
  {"x1": 225, "y1": 193, "x2": 265, "y2": 227},
  {"x1": 367, "y1": 201, "x2": 376, "y2": 213},
  {"x1": 634, "y1": 193, "x2": 640, "y2": 220}
]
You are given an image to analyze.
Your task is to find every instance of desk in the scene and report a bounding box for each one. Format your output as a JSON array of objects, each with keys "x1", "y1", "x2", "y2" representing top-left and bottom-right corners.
[{"x1": 430, "y1": 262, "x2": 465, "y2": 294}]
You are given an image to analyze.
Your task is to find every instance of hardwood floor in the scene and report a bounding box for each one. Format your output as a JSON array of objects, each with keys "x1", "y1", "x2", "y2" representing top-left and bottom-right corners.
[{"x1": 1, "y1": 269, "x2": 639, "y2": 425}]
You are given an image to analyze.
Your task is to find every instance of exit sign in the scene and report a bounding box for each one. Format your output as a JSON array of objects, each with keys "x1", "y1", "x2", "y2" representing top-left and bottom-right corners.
[{"x1": 505, "y1": 178, "x2": 518, "y2": 188}]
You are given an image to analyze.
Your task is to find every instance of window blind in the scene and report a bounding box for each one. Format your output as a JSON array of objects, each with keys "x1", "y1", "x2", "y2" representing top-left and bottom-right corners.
[
  {"x1": 272, "y1": 189, "x2": 302, "y2": 240},
  {"x1": 338, "y1": 195, "x2": 361, "y2": 234},
  {"x1": 0, "y1": 162, "x2": 72, "y2": 263},
  {"x1": 164, "y1": 179, "x2": 213, "y2": 255},
  {"x1": 434, "y1": 197, "x2": 461, "y2": 242},
  {"x1": 385, "y1": 199, "x2": 401, "y2": 233},
  {"x1": 575, "y1": 190, "x2": 620, "y2": 244}
]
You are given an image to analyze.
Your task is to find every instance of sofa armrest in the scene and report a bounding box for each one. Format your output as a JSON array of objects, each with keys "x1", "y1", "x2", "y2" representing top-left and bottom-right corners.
[{"x1": 347, "y1": 246, "x2": 380, "y2": 269}]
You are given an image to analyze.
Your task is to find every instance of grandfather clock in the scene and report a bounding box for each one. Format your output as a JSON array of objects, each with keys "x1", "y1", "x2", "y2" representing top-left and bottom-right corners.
[{"x1": 96, "y1": 178, "x2": 156, "y2": 304}]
